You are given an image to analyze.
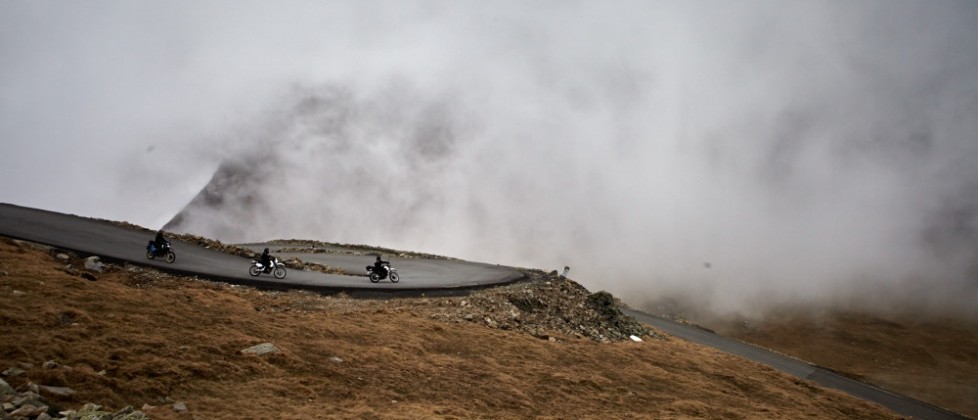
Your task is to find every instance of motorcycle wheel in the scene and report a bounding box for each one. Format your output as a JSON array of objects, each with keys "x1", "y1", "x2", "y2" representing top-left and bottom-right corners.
[
  {"x1": 164, "y1": 251, "x2": 176, "y2": 263},
  {"x1": 146, "y1": 251, "x2": 155, "y2": 260},
  {"x1": 273, "y1": 267, "x2": 287, "y2": 279},
  {"x1": 249, "y1": 265, "x2": 261, "y2": 276},
  {"x1": 369, "y1": 272, "x2": 381, "y2": 283},
  {"x1": 389, "y1": 272, "x2": 399, "y2": 283}
]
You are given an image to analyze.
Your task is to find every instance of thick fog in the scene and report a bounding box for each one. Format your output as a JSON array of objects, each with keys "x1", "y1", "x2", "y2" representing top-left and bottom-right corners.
[{"x1": 2, "y1": 1, "x2": 977, "y2": 317}]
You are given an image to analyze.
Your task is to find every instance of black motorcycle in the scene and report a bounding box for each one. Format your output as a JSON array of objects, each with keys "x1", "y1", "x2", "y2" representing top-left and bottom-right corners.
[
  {"x1": 366, "y1": 263, "x2": 399, "y2": 283},
  {"x1": 146, "y1": 241, "x2": 176, "y2": 263}
]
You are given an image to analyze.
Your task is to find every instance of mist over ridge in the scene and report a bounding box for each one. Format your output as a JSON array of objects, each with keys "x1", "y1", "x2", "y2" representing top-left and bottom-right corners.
[{"x1": 2, "y1": 2, "x2": 976, "y2": 317}]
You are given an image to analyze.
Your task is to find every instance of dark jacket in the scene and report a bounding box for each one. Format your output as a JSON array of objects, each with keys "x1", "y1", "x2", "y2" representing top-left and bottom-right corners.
[{"x1": 373, "y1": 256, "x2": 389, "y2": 272}]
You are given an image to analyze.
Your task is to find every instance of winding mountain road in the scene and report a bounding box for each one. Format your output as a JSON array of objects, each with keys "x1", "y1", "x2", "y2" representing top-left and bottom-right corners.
[
  {"x1": 0, "y1": 202, "x2": 967, "y2": 419},
  {"x1": 0, "y1": 203, "x2": 523, "y2": 295}
]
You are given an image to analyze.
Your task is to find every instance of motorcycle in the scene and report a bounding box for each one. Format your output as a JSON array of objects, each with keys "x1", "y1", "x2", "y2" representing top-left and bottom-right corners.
[
  {"x1": 366, "y1": 263, "x2": 399, "y2": 283},
  {"x1": 250, "y1": 258, "x2": 287, "y2": 279},
  {"x1": 146, "y1": 240, "x2": 176, "y2": 263}
]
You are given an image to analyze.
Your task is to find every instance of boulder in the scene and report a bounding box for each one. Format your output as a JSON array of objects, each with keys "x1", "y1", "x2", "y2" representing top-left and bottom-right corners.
[
  {"x1": 240, "y1": 343, "x2": 281, "y2": 356},
  {"x1": 64, "y1": 403, "x2": 111, "y2": 419},
  {"x1": 84, "y1": 256, "x2": 104, "y2": 273},
  {"x1": 112, "y1": 405, "x2": 150, "y2": 420},
  {"x1": 0, "y1": 377, "x2": 14, "y2": 395},
  {"x1": 2, "y1": 367, "x2": 25, "y2": 377},
  {"x1": 10, "y1": 404, "x2": 47, "y2": 417},
  {"x1": 37, "y1": 385, "x2": 74, "y2": 397}
]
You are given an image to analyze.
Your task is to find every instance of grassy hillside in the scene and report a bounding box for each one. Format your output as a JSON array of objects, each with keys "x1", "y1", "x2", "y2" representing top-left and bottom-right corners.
[{"x1": 0, "y1": 237, "x2": 900, "y2": 419}]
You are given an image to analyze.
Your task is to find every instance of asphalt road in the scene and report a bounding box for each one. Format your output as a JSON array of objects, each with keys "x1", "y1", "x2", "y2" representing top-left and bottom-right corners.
[
  {"x1": 1, "y1": 202, "x2": 967, "y2": 419},
  {"x1": 240, "y1": 244, "x2": 520, "y2": 289},
  {"x1": 0, "y1": 203, "x2": 524, "y2": 294}
]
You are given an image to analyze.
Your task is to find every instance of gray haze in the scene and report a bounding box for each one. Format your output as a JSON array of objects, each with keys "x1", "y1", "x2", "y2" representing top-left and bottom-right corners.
[{"x1": 2, "y1": 1, "x2": 977, "y2": 317}]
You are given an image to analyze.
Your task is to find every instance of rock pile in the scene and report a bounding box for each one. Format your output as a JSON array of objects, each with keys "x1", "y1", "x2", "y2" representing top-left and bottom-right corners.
[
  {"x1": 0, "y1": 377, "x2": 147, "y2": 420},
  {"x1": 419, "y1": 270, "x2": 660, "y2": 342},
  {"x1": 47, "y1": 250, "x2": 105, "y2": 282},
  {"x1": 241, "y1": 269, "x2": 658, "y2": 342}
]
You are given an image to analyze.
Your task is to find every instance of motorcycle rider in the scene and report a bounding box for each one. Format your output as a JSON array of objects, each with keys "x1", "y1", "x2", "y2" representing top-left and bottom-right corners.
[
  {"x1": 151, "y1": 230, "x2": 167, "y2": 254},
  {"x1": 373, "y1": 255, "x2": 390, "y2": 277},
  {"x1": 259, "y1": 248, "x2": 273, "y2": 273}
]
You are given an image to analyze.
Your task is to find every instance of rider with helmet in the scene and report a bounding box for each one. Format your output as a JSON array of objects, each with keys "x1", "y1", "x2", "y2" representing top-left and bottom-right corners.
[
  {"x1": 260, "y1": 248, "x2": 273, "y2": 273},
  {"x1": 149, "y1": 230, "x2": 167, "y2": 254},
  {"x1": 373, "y1": 255, "x2": 390, "y2": 277}
]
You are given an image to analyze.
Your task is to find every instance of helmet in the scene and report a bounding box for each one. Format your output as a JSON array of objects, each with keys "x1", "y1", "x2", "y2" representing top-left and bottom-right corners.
[{"x1": 264, "y1": 248, "x2": 269, "y2": 253}]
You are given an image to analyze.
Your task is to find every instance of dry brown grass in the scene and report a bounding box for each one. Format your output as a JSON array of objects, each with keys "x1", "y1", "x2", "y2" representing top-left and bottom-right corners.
[
  {"x1": 714, "y1": 308, "x2": 978, "y2": 418},
  {"x1": 0, "y1": 237, "x2": 902, "y2": 419}
]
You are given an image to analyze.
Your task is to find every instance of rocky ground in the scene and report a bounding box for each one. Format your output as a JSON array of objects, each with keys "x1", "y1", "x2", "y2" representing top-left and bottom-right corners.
[{"x1": 0, "y1": 236, "x2": 903, "y2": 419}]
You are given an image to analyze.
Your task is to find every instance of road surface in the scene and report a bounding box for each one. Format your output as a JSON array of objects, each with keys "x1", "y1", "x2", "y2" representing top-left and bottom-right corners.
[{"x1": 0, "y1": 203, "x2": 524, "y2": 295}]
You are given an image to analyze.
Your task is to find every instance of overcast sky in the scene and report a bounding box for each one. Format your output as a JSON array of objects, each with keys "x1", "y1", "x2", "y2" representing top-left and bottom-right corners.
[{"x1": 2, "y1": 1, "x2": 977, "y2": 316}]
